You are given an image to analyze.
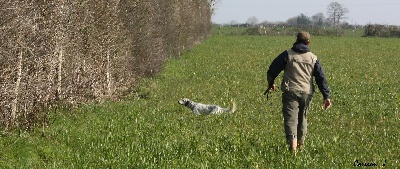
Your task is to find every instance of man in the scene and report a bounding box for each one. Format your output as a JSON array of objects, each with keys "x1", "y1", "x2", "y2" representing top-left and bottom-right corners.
[{"x1": 266, "y1": 31, "x2": 331, "y2": 155}]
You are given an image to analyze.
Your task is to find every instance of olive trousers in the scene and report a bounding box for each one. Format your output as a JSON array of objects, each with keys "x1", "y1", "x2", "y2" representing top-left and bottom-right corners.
[{"x1": 282, "y1": 92, "x2": 313, "y2": 145}]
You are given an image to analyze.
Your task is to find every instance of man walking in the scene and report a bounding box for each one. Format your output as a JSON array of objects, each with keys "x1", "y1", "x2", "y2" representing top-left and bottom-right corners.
[{"x1": 266, "y1": 31, "x2": 331, "y2": 155}]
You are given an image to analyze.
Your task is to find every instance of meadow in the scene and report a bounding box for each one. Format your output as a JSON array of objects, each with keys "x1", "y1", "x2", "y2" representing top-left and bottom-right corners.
[{"x1": 1, "y1": 32, "x2": 399, "y2": 168}]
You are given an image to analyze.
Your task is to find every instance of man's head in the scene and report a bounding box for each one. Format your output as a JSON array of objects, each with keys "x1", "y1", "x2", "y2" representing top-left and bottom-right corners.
[{"x1": 296, "y1": 31, "x2": 310, "y2": 45}]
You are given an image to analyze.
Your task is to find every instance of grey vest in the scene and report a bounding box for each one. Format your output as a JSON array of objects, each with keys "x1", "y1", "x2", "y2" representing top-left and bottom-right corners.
[{"x1": 281, "y1": 49, "x2": 317, "y2": 95}]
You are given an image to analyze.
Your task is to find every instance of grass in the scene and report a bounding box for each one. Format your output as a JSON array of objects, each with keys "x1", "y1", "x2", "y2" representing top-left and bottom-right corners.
[{"x1": 1, "y1": 34, "x2": 399, "y2": 168}]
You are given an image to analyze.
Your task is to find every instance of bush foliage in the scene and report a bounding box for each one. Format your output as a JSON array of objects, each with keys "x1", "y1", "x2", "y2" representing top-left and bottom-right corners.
[{"x1": 364, "y1": 24, "x2": 400, "y2": 37}]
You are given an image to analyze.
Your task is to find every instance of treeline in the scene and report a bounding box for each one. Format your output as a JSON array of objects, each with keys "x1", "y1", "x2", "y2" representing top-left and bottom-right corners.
[
  {"x1": 242, "y1": 25, "x2": 348, "y2": 37},
  {"x1": 0, "y1": 0, "x2": 212, "y2": 129},
  {"x1": 226, "y1": 24, "x2": 399, "y2": 38}
]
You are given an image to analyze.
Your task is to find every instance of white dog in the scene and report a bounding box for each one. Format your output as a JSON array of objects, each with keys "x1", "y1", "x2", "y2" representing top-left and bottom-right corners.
[{"x1": 178, "y1": 98, "x2": 237, "y2": 115}]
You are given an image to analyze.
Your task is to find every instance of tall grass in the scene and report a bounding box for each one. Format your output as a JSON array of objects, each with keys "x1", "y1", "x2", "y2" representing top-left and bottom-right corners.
[{"x1": 1, "y1": 35, "x2": 399, "y2": 168}]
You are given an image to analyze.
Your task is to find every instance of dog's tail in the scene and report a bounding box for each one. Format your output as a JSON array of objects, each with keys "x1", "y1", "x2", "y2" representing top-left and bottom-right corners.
[{"x1": 230, "y1": 101, "x2": 237, "y2": 113}]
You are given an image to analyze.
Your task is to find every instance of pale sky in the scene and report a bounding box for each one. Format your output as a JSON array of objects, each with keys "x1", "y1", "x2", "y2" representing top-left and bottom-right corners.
[{"x1": 211, "y1": 0, "x2": 400, "y2": 25}]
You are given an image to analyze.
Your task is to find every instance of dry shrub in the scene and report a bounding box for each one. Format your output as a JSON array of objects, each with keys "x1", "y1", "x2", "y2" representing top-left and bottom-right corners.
[{"x1": 0, "y1": 0, "x2": 212, "y2": 129}]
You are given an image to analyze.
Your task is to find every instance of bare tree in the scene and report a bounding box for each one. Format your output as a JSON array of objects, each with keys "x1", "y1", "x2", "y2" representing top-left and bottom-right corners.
[
  {"x1": 246, "y1": 16, "x2": 259, "y2": 26},
  {"x1": 327, "y1": 2, "x2": 349, "y2": 27}
]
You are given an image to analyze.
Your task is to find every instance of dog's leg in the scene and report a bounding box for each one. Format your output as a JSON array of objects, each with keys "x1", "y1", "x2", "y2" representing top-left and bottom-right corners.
[{"x1": 193, "y1": 109, "x2": 201, "y2": 115}]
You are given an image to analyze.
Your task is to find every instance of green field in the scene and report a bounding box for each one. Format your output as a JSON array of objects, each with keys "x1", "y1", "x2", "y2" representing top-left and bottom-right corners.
[{"x1": 1, "y1": 34, "x2": 399, "y2": 168}]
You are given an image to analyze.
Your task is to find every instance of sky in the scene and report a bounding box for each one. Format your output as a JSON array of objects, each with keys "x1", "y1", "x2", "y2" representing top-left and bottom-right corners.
[{"x1": 211, "y1": 0, "x2": 400, "y2": 25}]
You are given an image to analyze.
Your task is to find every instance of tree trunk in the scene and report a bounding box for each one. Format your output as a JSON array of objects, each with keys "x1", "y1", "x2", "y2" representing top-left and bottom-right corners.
[
  {"x1": 56, "y1": 46, "x2": 63, "y2": 100},
  {"x1": 10, "y1": 50, "x2": 23, "y2": 128},
  {"x1": 106, "y1": 50, "x2": 112, "y2": 97}
]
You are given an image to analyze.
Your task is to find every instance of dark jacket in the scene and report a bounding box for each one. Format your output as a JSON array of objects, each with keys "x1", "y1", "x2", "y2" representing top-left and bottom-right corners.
[{"x1": 267, "y1": 43, "x2": 330, "y2": 99}]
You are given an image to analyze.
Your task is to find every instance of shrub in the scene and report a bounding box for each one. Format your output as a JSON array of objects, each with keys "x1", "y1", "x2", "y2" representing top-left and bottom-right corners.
[{"x1": 0, "y1": 0, "x2": 212, "y2": 129}]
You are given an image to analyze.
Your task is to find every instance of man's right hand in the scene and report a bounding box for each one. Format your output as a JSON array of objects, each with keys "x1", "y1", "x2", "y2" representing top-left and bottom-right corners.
[{"x1": 323, "y1": 98, "x2": 331, "y2": 110}]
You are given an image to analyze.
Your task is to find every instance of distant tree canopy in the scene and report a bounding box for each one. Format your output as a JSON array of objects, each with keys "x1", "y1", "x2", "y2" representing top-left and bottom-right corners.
[
  {"x1": 312, "y1": 13, "x2": 326, "y2": 26},
  {"x1": 297, "y1": 13, "x2": 311, "y2": 25},
  {"x1": 240, "y1": 14, "x2": 331, "y2": 27},
  {"x1": 284, "y1": 13, "x2": 326, "y2": 26},
  {"x1": 228, "y1": 2, "x2": 351, "y2": 27}
]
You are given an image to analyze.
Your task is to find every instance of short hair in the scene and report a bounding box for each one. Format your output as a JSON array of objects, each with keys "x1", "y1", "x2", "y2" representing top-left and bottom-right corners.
[{"x1": 296, "y1": 31, "x2": 310, "y2": 44}]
